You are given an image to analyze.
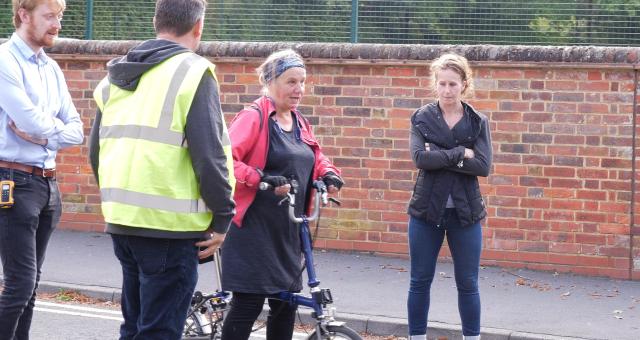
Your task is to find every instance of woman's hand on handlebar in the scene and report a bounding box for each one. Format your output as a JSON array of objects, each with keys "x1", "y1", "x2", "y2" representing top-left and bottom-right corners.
[
  {"x1": 261, "y1": 175, "x2": 290, "y2": 196},
  {"x1": 322, "y1": 172, "x2": 343, "y2": 194}
]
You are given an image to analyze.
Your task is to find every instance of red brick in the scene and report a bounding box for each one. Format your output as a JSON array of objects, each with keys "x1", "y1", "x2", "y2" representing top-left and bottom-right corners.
[
  {"x1": 546, "y1": 81, "x2": 577, "y2": 90},
  {"x1": 516, "y1": 251, "x2": 548, "y2": 263},
  {"x1": 575, "y1": 234, "x2": 606, "y2": 245},
  {"x1": 579, "y1": 82, "x2": 610, "y2": 91},
  {"x1": 391, "y1": 78, "x2": 419, "y2": 87},
  {"x1": 362, "y1": 76, "x2": 390, "y2": 86},
  {"x1": 343, "y1": 66, "x2": 371, "y2": 76},
  {"x1": 598, "y1": 224, "x2": 629, "y2": 235},
  {"x1": 518, "y1": 241, "x2": 549, "y2": 252},
  {"x1": 549, "y1": 242, "x2": 581, "y2": 254},
  {"x1": 52, "y1": 55, "x2": 640, "y2": 280},
  {"x1": 492, "y1": 69, "x2": 523, "y2": 79},
  {"x1": 387, "y1": 67, "x2": 415, "y2": 77},
  {"x1": 548, "y1": 253, "x2": 579, "y2": 265}
]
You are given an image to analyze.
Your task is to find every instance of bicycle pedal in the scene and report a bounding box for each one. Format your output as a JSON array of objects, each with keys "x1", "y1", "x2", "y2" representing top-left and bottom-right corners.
[
  {"x1": 313, "y1": 288, "x2": 333, "y2": 305},
  {"x1": 321, "y1": 288, "x2": 333, "y2": 304}
]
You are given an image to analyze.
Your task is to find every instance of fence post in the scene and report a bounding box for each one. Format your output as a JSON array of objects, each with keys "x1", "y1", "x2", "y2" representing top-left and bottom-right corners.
[
  {"x1": 350, "y1": 0, "x2": 358, "y2": 43},
  {"x1": 84, "y1": 0, "x2": 94, "y2": 40}
]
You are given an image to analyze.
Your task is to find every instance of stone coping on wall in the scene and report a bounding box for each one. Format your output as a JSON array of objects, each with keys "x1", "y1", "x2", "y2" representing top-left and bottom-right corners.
[{"x1": 1, "y1": 38, "x2": 638, "y2": 66}]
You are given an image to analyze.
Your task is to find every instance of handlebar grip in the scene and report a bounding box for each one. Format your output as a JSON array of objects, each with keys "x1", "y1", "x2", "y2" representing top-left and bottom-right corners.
[
  {"x1": 259, "y1": 182, "x2": 272, "y2": 191},
  {"x1": 321, "y1": 191, "x2": 328, "y2": 205}
]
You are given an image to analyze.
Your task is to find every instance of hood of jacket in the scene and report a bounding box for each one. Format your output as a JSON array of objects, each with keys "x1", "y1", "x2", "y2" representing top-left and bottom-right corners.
[{"x1": 106, "y1": 39, "x2": 190, "y2": 91}]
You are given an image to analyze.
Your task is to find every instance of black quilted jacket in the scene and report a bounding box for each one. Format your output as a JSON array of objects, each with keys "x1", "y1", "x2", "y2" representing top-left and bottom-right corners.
[{"x1": 407, "y1": 101, "x2": 492, "y2": 227}]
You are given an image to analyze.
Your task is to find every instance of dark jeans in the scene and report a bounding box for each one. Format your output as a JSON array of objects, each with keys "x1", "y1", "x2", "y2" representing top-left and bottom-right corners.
[
  {"x1": 111, "y1": 234, "x2": 199, "y2": 340},
  {"x1": 0, "y1": 168, "x2": 61, "y2": 340},
  {"x1": 407, "y1": 209, "x2": 482, "y2": 337},
  {"x1": 221, "y1": 292, "x2": 297, "y2": 340}
]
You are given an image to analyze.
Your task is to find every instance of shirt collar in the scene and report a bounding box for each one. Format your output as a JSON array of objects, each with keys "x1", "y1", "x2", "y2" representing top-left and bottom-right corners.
[{"x1": 10, "y1": 32, "x2": 49, "y2": 65}]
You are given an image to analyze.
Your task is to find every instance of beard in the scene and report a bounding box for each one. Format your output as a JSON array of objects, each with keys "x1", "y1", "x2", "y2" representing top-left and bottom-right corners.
[{"x1": 26, "y1": 26, "x2": 57, "y2": 49}]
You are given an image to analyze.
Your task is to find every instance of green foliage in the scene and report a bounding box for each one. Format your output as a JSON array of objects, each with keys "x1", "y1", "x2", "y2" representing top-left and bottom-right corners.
[
  {"x1": 529, "y1": 16, "x2": 577, "y2": 45},
  {"x1": 206, "y1": 0, "x2": 351, "y2": 42},
  {"x1": 0, "y1": 2, "x2": 14, "y2": 39},
  {"x1": 0, "y1": 0, "x2": 638, "y2": 46},
  {"x1": 92, "y1": 0, "x2": 156, "y2": 40}
]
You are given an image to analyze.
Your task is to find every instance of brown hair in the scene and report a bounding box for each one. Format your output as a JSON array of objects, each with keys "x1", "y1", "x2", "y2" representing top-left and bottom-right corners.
[
  {"x1": 154, "y1": 0, "x2": 207, "y2": 37},
  {"x1": 12, "y1": 0, "x2": 65, "y2": 28},
  {"x1": 430, "y1": 53, "x2": 474, "y2": 97}
]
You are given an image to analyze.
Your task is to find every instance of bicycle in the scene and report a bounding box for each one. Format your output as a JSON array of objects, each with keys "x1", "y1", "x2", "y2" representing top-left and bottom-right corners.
[
  {"x1": 183, "y1": 179, "x2": 362, "y2": 340},
  {"x1": 183, "y1": 248, "x2": 229, "y2": 339}
]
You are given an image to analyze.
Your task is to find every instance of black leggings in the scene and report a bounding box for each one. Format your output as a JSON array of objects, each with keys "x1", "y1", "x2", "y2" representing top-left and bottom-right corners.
[{"x1": 221, "y1": 292, "x2": 297, "y2": 340}]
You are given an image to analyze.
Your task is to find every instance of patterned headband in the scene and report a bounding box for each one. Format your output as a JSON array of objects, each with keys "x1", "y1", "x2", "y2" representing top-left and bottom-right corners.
[{"x1": 264, "y1": 57, "x2": 305, "y2": 83}]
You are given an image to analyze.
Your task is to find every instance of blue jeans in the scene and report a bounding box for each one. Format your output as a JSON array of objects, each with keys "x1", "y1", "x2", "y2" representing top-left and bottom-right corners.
[
  {"x1": 407, "y1": 209, "x2": 482, "y2": 336},
  {"x1": 111, "y1": 234, "x2": 199, "y2": 340},
  {"x1": 0, "y1": 168, "x2": 61, "y2": 340}
]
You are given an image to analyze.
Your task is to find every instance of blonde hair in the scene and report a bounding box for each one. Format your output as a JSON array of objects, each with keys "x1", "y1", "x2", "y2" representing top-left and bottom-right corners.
[
  {"x1": 256, "y1": 49, "x2": 305, "y2": 96},
  {"x1": 430, "y1": 53, "x2": 474, "y2": 97},
  {"x1": 12, "y1": 0, "x2": 65, "y2": 28}
]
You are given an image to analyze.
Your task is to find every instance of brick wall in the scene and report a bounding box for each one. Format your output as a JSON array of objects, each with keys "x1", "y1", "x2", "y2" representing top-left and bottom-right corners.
[{"x1": 41, "y1": 41, "x2": 639, "y2": 280}]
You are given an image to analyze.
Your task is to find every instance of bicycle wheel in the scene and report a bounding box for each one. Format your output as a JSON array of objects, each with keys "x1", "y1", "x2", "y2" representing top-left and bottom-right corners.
[
  {"x1": 307, "y1": 325, "x2": 363, "y2": 340},
  {"x1": 183, "y1": 310, "x2": 209, "y2": 339}
]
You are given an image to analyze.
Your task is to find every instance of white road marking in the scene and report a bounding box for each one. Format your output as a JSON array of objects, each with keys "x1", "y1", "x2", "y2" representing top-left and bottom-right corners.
[
  {"x1": 251, "y1": 330, "x2": 309, "y2": 339},
  {"x1": 34, "y1": 301, "x2": 310, "y2": 338},
  {"x1": 36, "y1": 301, "x2": 122, "y2": 315},
  {"x1": 35, "y1": 301, "x2": 123, "y2": 321}
]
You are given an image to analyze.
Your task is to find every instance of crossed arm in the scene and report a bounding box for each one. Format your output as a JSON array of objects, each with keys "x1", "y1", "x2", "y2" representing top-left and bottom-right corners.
[{"x1": 410, "y1": 118, "x2": 492, "y2": 177}]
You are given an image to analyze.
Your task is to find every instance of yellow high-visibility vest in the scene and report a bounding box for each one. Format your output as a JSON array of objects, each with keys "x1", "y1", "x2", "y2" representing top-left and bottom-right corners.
[{"x1": 93, "y1": 52, "x2": 234, "y2": 232}]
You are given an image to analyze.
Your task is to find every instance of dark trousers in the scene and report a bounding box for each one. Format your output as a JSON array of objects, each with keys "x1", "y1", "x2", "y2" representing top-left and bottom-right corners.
[
  {"x1": 221, "y1": 292, "x2": 297, "y2": 340},
  {"x1": 111, "y1": 234, "x2": 199, "y2": 340},
  {"x1": 0, "y1": 168, "x2": 61, "y2": 340},
  {"x1": 407, "y1": 209, "x2": 482, "y2": 337}
]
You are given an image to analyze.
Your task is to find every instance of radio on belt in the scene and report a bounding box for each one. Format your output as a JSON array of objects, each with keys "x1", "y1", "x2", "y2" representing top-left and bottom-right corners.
[{"x1": 0, "y1": 180, "x2": 15, "y2": 208}]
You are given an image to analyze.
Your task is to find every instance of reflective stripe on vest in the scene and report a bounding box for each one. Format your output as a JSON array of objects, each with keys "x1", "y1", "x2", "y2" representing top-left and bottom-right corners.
[
  {"x1": 100, "y1": 188, "x2": 209, "y2": 214},
  {"x1": 98, "y1": 54, "x2": 231, "y2": 147},
  {"x1": 94, "y1": 52, "x2": 231, "y2": 231},
  {"x1": 100, "y1": 53, "x2": 194, "y2": 147}
]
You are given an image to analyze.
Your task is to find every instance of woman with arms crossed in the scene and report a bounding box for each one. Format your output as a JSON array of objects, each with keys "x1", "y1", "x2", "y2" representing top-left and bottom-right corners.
[{"x1": 407, "y1": 53, "x2": 492, "y2": 340}]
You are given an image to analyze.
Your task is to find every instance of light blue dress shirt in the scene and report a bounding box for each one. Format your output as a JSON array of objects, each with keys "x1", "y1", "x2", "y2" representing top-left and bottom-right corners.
[{"x1": 0, "y1": 33, "x2": 84, "y2": 169}]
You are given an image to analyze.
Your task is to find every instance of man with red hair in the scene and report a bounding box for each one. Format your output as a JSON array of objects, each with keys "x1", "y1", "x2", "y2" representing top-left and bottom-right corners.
[{"x1": 0, "y1": 1, "x2": 83, "y2": 339}]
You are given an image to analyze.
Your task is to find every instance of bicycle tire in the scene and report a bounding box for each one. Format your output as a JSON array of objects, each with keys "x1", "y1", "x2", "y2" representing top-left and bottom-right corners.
[
  {"x1": 306, "y1": 325, "x2": 363, "y2": 340},
  {"x1": 183, "y1": 310, "x2": 207, "y2": 338}
]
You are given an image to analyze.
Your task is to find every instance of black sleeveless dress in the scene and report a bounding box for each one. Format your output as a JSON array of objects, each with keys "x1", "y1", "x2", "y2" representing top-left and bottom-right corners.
[{"x1": 221, "y1": 115, "x2": 314, "y2": 294}]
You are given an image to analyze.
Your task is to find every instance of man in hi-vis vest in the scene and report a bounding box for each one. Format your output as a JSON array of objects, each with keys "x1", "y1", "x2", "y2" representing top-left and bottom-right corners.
[{"x1": 89, "y1": 0, "x2": 235, "y2": 338}]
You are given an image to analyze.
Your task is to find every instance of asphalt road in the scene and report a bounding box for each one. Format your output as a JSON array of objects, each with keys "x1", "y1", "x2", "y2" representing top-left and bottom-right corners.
[{"x1": 29, "y1": 300, "x2": 327, "y2": 340}]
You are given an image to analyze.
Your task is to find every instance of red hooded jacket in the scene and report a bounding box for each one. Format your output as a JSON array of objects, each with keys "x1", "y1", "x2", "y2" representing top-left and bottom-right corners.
[{"x1": 229, "y1": 96, "x2": 341, "y2": 227}]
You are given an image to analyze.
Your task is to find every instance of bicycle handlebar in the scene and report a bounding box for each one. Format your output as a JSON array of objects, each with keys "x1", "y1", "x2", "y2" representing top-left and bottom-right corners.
[{"x1": 259, "y1": 179, "x2": 338, "y2": 223}]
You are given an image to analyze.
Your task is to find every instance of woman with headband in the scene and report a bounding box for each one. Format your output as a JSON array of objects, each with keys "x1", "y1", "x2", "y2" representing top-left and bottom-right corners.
[{"x1": 220, "y1": 49, "x2": 343, "y2": 340}]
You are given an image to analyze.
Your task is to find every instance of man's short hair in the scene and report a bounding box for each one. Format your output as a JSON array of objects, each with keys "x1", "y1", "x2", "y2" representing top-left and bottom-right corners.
[
  {"x1": 12, "y1": 0, "x2": 65, "y2": 28},
  {"x1": 154, "y1": 0, "x2": 207, "y2": 37}
]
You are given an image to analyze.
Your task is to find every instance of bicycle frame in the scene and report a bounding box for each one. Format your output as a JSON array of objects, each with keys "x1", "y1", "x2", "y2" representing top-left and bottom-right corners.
[
  {"x1": 186, "y1": 180, "x2": 359, "y2": 340},
  {"x1": 264, "y1": 180, "x2": 346, "y2": 334}
]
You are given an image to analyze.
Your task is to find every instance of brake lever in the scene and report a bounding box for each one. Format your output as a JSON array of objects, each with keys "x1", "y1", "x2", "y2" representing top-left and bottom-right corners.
[
  {"x1": 329, "y1": 197, "x2": 341, "y2": 206},
  {"x1": 277, "y1": 195, "x2": 291, "y2": 207}
]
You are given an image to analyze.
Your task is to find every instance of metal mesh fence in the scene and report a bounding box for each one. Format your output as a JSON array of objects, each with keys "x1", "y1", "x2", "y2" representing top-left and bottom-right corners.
[{"x1": 1, "y1": 1, "x2": 639, "y2": 46}]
